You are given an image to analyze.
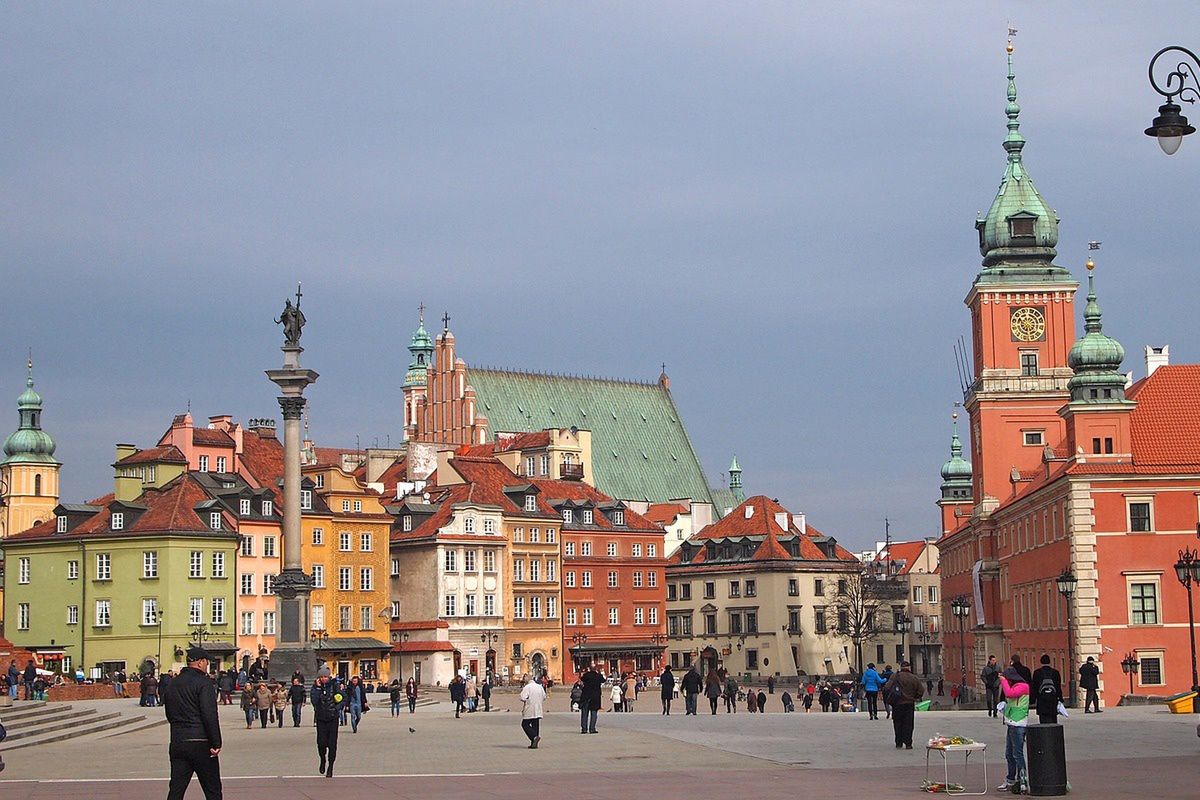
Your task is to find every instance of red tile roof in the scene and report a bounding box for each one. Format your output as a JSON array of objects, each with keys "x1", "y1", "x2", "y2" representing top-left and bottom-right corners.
[
  {"x1": 391, "y1": 640, "x2": 457, "y2": 653},
  {"x1": 494, "y1": 430, "x2": 552, "y2": 451},
  {"x1": 313, "y1": 447, "x2": 362, "y2": 468},
  {"x1": 644, "y1": 502, "x2": 688, "y2": 526},
  {"x1": 192, "y1": 428, "x2": 235, "y2": 447},
  {"x1": 1126, "y1": 365, "x2": 1200, "y2": 468},
  {"x1": 872, "y1": 540, "x2": 929, "y2": 575},
  {"x1": 240, "y1": 430, "x2": 284, "y2": 490},
  {"x1": 676, "y1": 495, "x2": 857, "y2": 564},
  {"x1": 117, "y1": 445, "x2": 187, "y2": 465},
  {"x1": 389, "y1": 619, "x2": 449, "y2": 631}
]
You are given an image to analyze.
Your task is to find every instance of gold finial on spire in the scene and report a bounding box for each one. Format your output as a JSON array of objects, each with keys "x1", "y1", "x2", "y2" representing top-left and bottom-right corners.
[{"x1": 1086, "y1": 258, "x2": 1095, "y2": 271}]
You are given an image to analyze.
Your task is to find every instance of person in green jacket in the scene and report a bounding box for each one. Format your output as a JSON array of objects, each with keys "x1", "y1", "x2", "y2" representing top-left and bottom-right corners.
[{"x1": 998, "y1": 665, "x2": 1030, "y2": 792}]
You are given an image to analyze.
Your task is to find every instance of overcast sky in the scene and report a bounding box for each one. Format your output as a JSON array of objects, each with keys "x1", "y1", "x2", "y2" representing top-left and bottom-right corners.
[{"x1": 3, "y1": 3, "x2": 1199, "y2": 549}]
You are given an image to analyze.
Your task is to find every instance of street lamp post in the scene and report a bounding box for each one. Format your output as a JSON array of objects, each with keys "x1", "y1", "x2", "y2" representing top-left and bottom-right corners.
[
  {"x1": 1056, "y1": 569, "x2": 1078, "y2": 708},
  {"x1": 894, "y1": 612, "x2": 911, "y2": 666},
  {"x1": 1172, "y1": 547, "x2": 1200, "y2": 712},
  {"x1": 950, "y1": 597, "x2": 970, "y2": 701},
  {"x1": 650, "y1": 632, "x2": 667, "y2": 669},
  {"x1": 1120, "y1": 652, "x2": 1141, "y2": 701},
  {"x1": 155, "y1": 609, "x2": 164, "y2": 672},
  {"x1": 1144, "y1": 46, "x2": 1200, "y2": 155}
]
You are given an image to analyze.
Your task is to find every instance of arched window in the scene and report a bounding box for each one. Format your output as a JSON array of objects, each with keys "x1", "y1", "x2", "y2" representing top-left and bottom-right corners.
[{"x1": 34, "y1": 473, "x2": 42, "y2": 496}]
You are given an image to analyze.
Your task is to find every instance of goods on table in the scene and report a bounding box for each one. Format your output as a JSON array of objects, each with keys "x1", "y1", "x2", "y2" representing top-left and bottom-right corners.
[{"x1": 926, "y1": 734, "x2": 974, "y2": 749}]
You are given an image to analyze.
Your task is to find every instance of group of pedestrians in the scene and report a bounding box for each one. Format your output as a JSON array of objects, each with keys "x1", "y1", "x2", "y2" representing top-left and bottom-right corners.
[{"x1": 448, "y1": 673, "x2": 493, "y2": 717}]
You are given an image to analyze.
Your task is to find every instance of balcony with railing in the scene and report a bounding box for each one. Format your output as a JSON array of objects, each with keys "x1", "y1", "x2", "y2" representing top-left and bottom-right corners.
[{"x1": 560, "y1": 462, "x2": 584, "y2": 481}]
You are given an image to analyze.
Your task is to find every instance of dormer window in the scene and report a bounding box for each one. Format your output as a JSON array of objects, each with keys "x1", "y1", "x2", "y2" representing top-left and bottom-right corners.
[
  {"x1": 111, "y1": 512, "x2": 124, "y2": 531},
  {"x1": 300, "y1": 490, "x2": 312, "y2": 511},
  {"x1": 562, "y1": 509, "x2": 573, "y2": 524},
  {"x1": 465, "y1": 516, "x2": 476, "y2": 533},
  {"x1": 582, "y1": 509, "x2": 594, "y2": 525},
  {"x1": 263, "y1": 500, "x2": 274, "y2": 516},
  {"x1": 240, "y1": 499, "x2": 252, "y2": 516},
  {"x1": 56, "y1": 515, "x2": 67, "y2": 533},
  {"x1": 145, "y1": 466, "x2": 156, "y2": 483},
  {"x1": 1009, "y1": 216, "x2": 1035, "y2": 238},
  {"x1": 612, "y1": 510, "x2": 624, "y2": 526},
  {"x1": 524, "y1": 494, "x2": 537, "y2": 513},
  {"x1": 402, "y1": 515, "x2": 412, "y2": 532},
  {"x1": 210, "y1": 512, "x2": 222, "y2": 530}
]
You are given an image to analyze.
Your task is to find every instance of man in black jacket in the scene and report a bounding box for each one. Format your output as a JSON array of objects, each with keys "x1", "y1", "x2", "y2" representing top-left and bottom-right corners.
[
  {"x1": 579, "y1": 664, "x2": 603, "y2": 734},
  {"x1": 163, "y1": 646, "x2": 222, "y2": 800},
  {"x1": 1031, "y1": 654, "x2": 1064, "y2": 724},
  {"x1": 680, "y1": 666, "x2": 702, "y2": 715},
  {"x1": 288, "y1": 677, "x2": 307, "y2": 727},
  {"x1": 311, "y1": 667, "x2": 342, "y2": 778},
  {"x1": 1080, "y1": 656, "x2": 1101, "y2": 713}
]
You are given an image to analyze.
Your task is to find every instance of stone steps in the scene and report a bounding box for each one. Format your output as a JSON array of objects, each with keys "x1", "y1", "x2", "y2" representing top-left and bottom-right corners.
[{"x1": 0, "y1": 702, "x2": 155, "y2": 752}]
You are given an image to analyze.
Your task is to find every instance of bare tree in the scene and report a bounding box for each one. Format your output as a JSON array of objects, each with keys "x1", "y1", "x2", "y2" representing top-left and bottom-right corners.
[{"x1": 824, "y1": 569, "x2": 905, "y2": 676}]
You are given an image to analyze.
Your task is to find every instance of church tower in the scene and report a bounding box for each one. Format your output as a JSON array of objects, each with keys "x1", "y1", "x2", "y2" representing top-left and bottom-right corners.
[
  {"x1": 402, "y1": 308, "x2": 435, "y2": 441},
  {"x1": 0, "y1": 359, "x2": 61, "y2": 538},
  {"x1": 728, "y1": 455, "x2": 745, "y2": 504},
  {"x1": 965, "y1": 39, "x2": 1078, "y2": 504},
  {"x1": 937, "y1": 412, "x2": 974, "y2": 534}
]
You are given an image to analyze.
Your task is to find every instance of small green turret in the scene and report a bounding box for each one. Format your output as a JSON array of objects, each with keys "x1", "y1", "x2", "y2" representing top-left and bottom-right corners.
[
  {"x1": 728, "y1": 455, "x2": 745, "y2": 504},
  {"x1": 2, "y1": 358, "x2": 59, "y2": 465},
  {"x1": 404, "y1": 306, "x2": 435, "y2": 389},
  {"x1": 940, "y1": 413, "x2": 972, "y2": 501},
  {"x1": 1067, "y1": 260, "x2": 1129, "y2": 403}
]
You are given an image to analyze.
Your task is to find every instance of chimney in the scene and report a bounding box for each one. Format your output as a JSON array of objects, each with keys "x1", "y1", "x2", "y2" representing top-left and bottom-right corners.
[
  {"x1": 208, "y1": 415, "x2": 233, "y2": 431},
  {"x1": 774, "y1": 511, "x2": 789, "y2": 530},
  {"x1": 115, "y1": 443, "x2": 137, "y2": 464},
  {"x1": 795, "y1": 512, "x2": 806, "y2": 534},
  {"x1": 1145, "y1": 345, "x2": 1169, "y2": 378}
]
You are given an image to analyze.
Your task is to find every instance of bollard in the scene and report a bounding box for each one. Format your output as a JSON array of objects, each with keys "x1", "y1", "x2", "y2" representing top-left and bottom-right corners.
[{"x1": 1025, "y1": 723, "x2": 1068, "y2": 796}]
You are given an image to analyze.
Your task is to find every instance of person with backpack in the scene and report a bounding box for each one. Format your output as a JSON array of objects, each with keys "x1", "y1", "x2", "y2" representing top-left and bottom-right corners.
[
  {"x1": 997, "y1": 663, "x2": 1031, "y2": 793},
  {"x1": 879, "y1": 665, "x2": 895, "y2": 718},
  {"x1": 1031, "y1": 654, "x2": 1065, "y2": 724},
  {"x1": 724, "y1": 674, "x2": 739, "y2": 713},
  {"x1": 981, "y1": 655, "x2": 1001, "y2": 718},
  {"x1": 882, "y1": 661, "x2": 924, "y2": 749}
]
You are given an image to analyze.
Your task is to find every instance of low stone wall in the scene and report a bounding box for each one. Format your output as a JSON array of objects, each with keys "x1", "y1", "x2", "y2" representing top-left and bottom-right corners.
[{"x1": 43, "y1": 682, "x2": 139, "y2": 701}]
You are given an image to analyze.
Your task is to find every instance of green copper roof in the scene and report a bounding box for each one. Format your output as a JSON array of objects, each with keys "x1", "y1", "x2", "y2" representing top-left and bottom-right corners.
[
  {"x1": 2, "y1": 359, "x2": 58, "y2": 465},
  {"x1": 974, "y1": 43, "x2": 1069, "y2": 280},
  {"x1": 467, "y1": 368, "x2": 715, "y2": 506},
  {"x1": 728, "y1": 455, "x2": 744, "y2": 504},
  {"x1": 1067, "y1": 266, "x2": 1128, "y2": 403},
  {"x1": 940, "y1": 419, "x2": 972, "y2": 484},
  {"x1": 404, "y1": 313, "x2": 434, "y2": 389}
]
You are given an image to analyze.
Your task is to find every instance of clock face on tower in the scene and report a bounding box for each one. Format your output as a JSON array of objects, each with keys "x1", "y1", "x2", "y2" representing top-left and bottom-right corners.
[{"x1": 1010, "y1": 307, "x2": 1046, "y2": 342}]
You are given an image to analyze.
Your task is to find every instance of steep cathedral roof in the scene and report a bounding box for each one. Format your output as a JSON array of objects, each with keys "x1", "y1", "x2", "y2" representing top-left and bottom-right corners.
[{"x1": 465, "y1": 368, "x2": 715, "y2": 506}]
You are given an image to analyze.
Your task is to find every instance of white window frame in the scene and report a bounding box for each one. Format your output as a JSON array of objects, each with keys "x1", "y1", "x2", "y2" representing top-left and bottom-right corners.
[
  {"x1": 339, "y1": 567, "x2": 352, "y2": 591},
  {"x1": 312, "y1": 527, "x2": 324, "y2": 545},
  {"x1": 582, "y1": 509, "x2": 594, "y2": 524},
  {"x1": 613, "y1": 510, "x2": 624, "y2": 526},
  {"x1": 301, "y1": 490, "x2": 312, "y2": 511},
  {"x1": 96, "y1": 553, "x2": 112, "y2": 580},
  {"x1": 216, "y1": 456, "x2": 227, "y2": 473},
  {"x1": 56, "y1": 515, "x2": 67, "y2": 533},
  {"x1": 354, "y1": 500, "x2": 362, "y2": 513},
  {"x1": 562, "y1": 509, "x2": 573, "y2": 524},
  {"x1": 68, "y1": 560, "x2": 79, "y2": 580},
  {"x1": 263, "y1": 536, "x2": 277, "y2": 558},
  {"x1": 1135, "y1": 648, "x2": 1166, "y2": 687},
  {"x1": 67, "y1": 604, "x2": 79, "y2": 625},
  {"x1": 198, "y1": 455, "x2": 209, "y2": 472},
  {"x1": 608, "y1": 607, "x2": 619, "y2": 626},
  {"x1": 312, "y1": 564, "x2": 325, "y2": 588},
  {"x1": 525, "y1": 494, "x2": 537, "y2": 512},
  {"x1": 1126, "y1": 497, "x2": 1155, "y2": 533},
  {"x1": 565, "y1": 541, "x2": 575, "y2": 557},
  {"x1": 240, "y1": 498, "x2": 252, "y2": 516},
  {"x1": 18, "y1": 603, "x2": 30, "y2": 630},
  {"x1": 209, "y1": 511, "x2": 222, "y2": 530},
  {"x1": 583, "y1": 607, "x2": 593, "y2": 625},
  {"x1": 111, "y1": 512, "x2": 124, "y2": 531},
  {"x1": 607, "y1": 542, "x2": 617, "y2": 557},
  {"x1": 263, "y1": 611, "x2": 276, "y2": 635},
  {"x1": 211, "y1": 597, "x2": 225, "y2": 625},
  {"x1": 189, "y1": 597, "x2": 203, "y2": 625},
  {"x1": 240, "y1": 573, "x2": 254, "y2": 595},
  {"x1": 339, "y1": 531, "x2": 352, "y2": 551},
  {"x1": 190, "y1": 550, "x2": 203, "y2": 578},
  {"x1": 360, "y1": 567, "x2": 373, "y2": 591},
  {"x1": 18, "y1": 557, "x2": 30, "y2": 584},
  {"x1": 95, "y1": 599, "x2": 112, "y2": 627},
  {"x1": 360, "y1": 532, "x2": 373, "y2": 552},
  {"x1": 391, "y1": 557, "x2": 400, "y2": 577},
  {"x1": 211, "y1": 551, "x2": 225, "y2": 578},
  {"x1": 1126, "y1": 574, "x2": 1162, "y2": 626}
]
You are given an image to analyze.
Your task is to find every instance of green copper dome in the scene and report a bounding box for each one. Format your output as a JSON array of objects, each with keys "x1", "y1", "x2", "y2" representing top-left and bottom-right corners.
[
  {"x1": 975, "y1": 43, "x2": 1063, "y2": 272},
  {"x1": 2, "y1": 360, "x2": 58, "y2": 465},
  {"x1": 940, "y1": 416, "x2": 972, "y2": 500},
  {"x1": 1067, "y1": 266, "x2": 1128, "y2": 402},
  {"x1": 404, "y1": 311, "x2": 435, "y2": 389}
]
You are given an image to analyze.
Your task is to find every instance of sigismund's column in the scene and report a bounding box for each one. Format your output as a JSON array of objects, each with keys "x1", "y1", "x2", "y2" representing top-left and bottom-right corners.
[{"x1": 265, "y1": 287, "x2": 319, "y2": 680}]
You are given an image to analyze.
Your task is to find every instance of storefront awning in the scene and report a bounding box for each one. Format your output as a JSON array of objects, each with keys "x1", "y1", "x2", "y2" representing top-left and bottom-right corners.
[
  {"x1": 569, "y1": 640, "x2": 665, "y2": 655},
  {"x1": 203, "y1": 641, "x2": 238, "y2": 655},
  {"x1": 314, "y1": 637, "x2": 392, "y2": 654}
]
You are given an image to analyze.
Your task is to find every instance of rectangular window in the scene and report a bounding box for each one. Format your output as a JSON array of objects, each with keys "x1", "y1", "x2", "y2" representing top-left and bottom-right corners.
[
  {"x1": 1023, "y1": 430, "x2": 1045, "y2": 446},
  {"x1": 1020, "y1": 351, "x2": 1038, "y2": 377},
  {"x1": 648, "y1": 606, "x2": 658, "y2": 625},
  {"x1": 444, "y1": 595, "x2": 457, "y2": 617},
  {"x1": 57, "y1": 515, "x2": 67, "y2": 533},
  {"x1": 263, "y1": 574, "x2": 275, "y2": 595},
  {"x1": 263, "y1": 611, "x2": 276, "y2": 635},
  {"x1": 525, "y1": 494, "x2": 537, "y2": 512},
  {"x1": 314, "y1": 474, "x2": 325, "y2": 489},
  {"x1": 359, "y1": 532, "x2": 372, "y2": 552},
  {"x1": 607, "y1": 542, "x2": 617, "y2": 557},
  {"x1": 241, "y1": 611, "x2": 255, "y2": 636},
  {"x1": 547, "y1": 560, "x2": 556, "y2": 581},
  {"x1": 484, "y1": 594, "x2": 495, "y2": 616},
  {"x1": 240, "y1": 536, "x2": 254, "y2": 557},
  {"x1": 212, "y1": 551, "x2": 225, "y2": 578},
  {"x1": 788, "y1": 609, "x2": 800, "y2": 633},
  {"x1": 342, "y1": 500, "x2": 350, "y2": 512},
  {"x1": 548, "y1": 596, "x2": 558, "y2": 618},
  {"x1": 514, "y1": 560, "x2": 524, "y2": 581},
  {"x1": 211, "y1": 597, "x2": 225, "y2": 624},
  {"x1": 913, "y1": 585, "x2": 924, "y2": 604},
  {"x1": 339, "y1": 567, "x2": 352, "y2": 591},
  {"x1": 612, "y1": 510, "x2": 624, "y2": 526},
  {"x1": 608, "y1": 607, "x2": 619, "y2": 625},
  {"x1": 340, "y1": 605, "x2": 353, "y2": 630},
  {"x1": 111, "y1": 512, "x2": 124, "y2": 531},
  {"x1": 390, "y1": 601, "x2": 401, "y2": 619},
  {"x1": 198, "y1": 455, "x2": 209, "y2": 472},
  {"x1": 353, "y1": 500, "x2": 361, "y2": 513},
  {"x1": 391, "y1": 557, "x2": 400, "y2": 577},
  {"x1": 464, "y1": 550, "x2": 476, "y2": 572},
  {"x1": 814, "y1": 579, "x2": 824, "y2": 596},
  {"x1": 525, "y1": 456, "x2": 535, "y2": 476},
  {"x1": 189, "y1": 597, "x2": 203, "y2": 625},
  {"x1": 703, "y1": 581, "x2": 715, "y2": 599},
  {"x1": 581, "y1": 508, "x2": 594, "y2": 524},
  {"x1": 402, "y1": 516, "x2": 412, "y2": 532},
  {"x1": 582, "y1": 571, "x2": 592, "y2": 588},
  {"x1": 530, "y1": 527, "x2": 539, "y2": 543},
  {"x1": 464, "y1": 517, "x2": 476, "y2": 533},
  {"x1": 565, "y1": 542, "x2": 575, "y2": 557},
  {"x1": 465, "y1": 594, "x2": 477, "y2": 616},
  {"x1": 745, "y1": 579, "x2": 757, "y2": 597},
  {"x1": 608, "y1": 571, "x2": 618, "y2": 588},
  {"x1": 583, "y1": 608, "x2": 593, "y2": 626},
  {"x1": 746, "y1": 611, "x2": 758, "y2": 633},
  {"x1": 1130, "y1": 582, "x2": 1159, "y2": 625},
  {"x1": 18, "y1": 557, "x2": 30, "y2": 584},
  {"x1": 648, "y1": 543, "x2": 656, "y2": 558},
  {"x1": 240, "y1": 498, "x2": 252, "y2": 516},
  {"x1": 513, "y1": 527, "x2": 524, "y2": 543},
  {"x1": 360, "y1": 568, "x2": 373, "y2": 591},
  {"x1": 928, "y1": 586, "x2": 939, "y2": 604},
  {"x1": 95, "y1": 599, "x2": 111, "y2": 627},
  {"x1": 483, "y1": 518, "x2": 495, "y2": 534},
  {"x1": 483, "y1": 550, "x2": 496, "y2": 572},
  {"x1": 635, "y1": 607, "x2": 644, "y2": 625},
  {"x1": 815, "y1": 607, "x2": 827, "y2": 634},
  {"x1": 566, "y1": 571, "x2": 577, "y2": 588},
  {"x1": 729, "y1": 580, "x2": 740, "y2": 598},
  {"x1": 96, "y1": 553, "x2": 112, "y2": 580},
  {"x1": 667, "y1": 583, "x2": 678, "y2": 601},
  {"x1": 632, "y1": 543, "x2": 642, "y2": 558},
  {"x1": 513, "y1": 596, "x2": 524, "y2": 619},
  {"x1": 444, "y1": 549, "x2": 457, "y2": 572},
  {"x1": 788, "y1": 578, "x2": 799, "y2": 596},
  {"x1": 240, "y1": 573, "x2": 254, "y2": 595},
  {"x1": 263, "y1": 536, "x2": 277, "y2": 558},
  {"x1": 18, "y1": 603, "x2": 30, "y2": 630},
  {"x1": 746, "y1": 649, "x2": 759, "y2": 670},
  {"x1": 539, "y1": 453, "x2": 549, "y2": 475},
  {"x1": 68, "y1": 560, "x2": 79, "y2": 580},
  {"x1": 530, "y1": 560, "x2": 540, "y2": 581},
  {"x1": 567, "y1": 608, "x2": 577, "y2": 626},
  {"x1": 360, "y1": 605, "x2": 373, "y2": 630},
  {"x1": 680, "y1": 582, "x2": 691, "y2": 601},
  {"x1": 312, "y1": 564, "x2": 325, "y2": 588},
  {"x1": 340, "y1": 532, "x2": 351, "y2": 551},
  {"x1": 531, "y1": 596, "x2": 541, "y2": 618},
  {"x1": 209, "y1": 511, "x2": 222, "y2": 530},
  {"x1": 312, "y1": 527, "x2": 324, "y2": 545},
  {"x1": 581, "y1": 541, "x2": 592, "y2": 556},
  {"x1": 633, "y1": 571, "x2": 643, "y2": 588},
  {"x1": 311, "y1": 605, "x2": 324, "y2": 629},
  {"x1": 67, "y1": 604, "x2": 79, "y2": 625},
  {"x1": 562, "y1": 509, "x2": 573, "y2": 524},
  {"x1": 730, "y1": 612, "x2": 742, "y2": 634},
  {"x1": 1139, "y1": 654, "x2": 1164, "y2": 686},
  {"x1": 1129, "y1": 502, "x2": 1152, "y2": 532},
  {"x1": 190, "y1": 550, "x2": 203, "y2": 578},
  {"x1": 300, "y1": 490, "x2": 312, "y2": 511},
  {"x1": 216, "y1": 456, "x2": 227, "y2": 473}
]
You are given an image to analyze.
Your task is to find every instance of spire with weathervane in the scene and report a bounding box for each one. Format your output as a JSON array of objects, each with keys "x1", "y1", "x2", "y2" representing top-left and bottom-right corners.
[
  {"x1": 2, "y1": 357, "x2": 58, "y2": 466},
  {"x1": 1067, "y1": 259, "x2": 1129, "y2": 403},
  {"x1": 940, "y1": 412, "x2": 973, "y2": 500}
]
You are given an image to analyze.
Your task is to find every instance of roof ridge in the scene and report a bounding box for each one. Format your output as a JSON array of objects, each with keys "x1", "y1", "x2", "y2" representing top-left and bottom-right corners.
[{"x1": 470, "y1": 365, "x2": 659, "y2": 388}]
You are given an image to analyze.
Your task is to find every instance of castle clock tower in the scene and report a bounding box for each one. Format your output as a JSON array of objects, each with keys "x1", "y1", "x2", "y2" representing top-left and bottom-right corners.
[{"x1": 965, "y1": 40, "x2": 1078, "y2": 504}]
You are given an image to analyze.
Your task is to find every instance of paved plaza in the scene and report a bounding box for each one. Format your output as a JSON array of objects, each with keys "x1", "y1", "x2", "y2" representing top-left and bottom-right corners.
[{"x1": 1, "y1": 695, "x2": 1196, "y2": 798}]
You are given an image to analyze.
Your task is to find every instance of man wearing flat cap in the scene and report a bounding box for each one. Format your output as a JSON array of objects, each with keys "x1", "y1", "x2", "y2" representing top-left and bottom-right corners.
[{"x1": 164, "y1": 646, "x2": 223, "y2": 800}]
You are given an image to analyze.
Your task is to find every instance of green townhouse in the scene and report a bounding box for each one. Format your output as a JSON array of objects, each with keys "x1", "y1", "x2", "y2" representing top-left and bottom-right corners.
[{"x1": 3, "y1": 448, "x2": 239, "y2": 678}]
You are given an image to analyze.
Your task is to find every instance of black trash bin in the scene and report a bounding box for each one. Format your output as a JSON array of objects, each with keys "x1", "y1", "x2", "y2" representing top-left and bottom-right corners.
[{"x1": 1025, "y1": 723, "x2": 1068, "y2": 796}]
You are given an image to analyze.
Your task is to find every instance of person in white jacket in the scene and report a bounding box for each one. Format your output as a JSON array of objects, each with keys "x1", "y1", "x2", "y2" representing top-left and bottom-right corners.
[{"x1": 520, "y1": 674, "x2": 547, "y2": 749}]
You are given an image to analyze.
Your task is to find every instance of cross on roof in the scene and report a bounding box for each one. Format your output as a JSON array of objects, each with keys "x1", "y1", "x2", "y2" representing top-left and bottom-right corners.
[
  {"x1": 418, "y1": 301, "x2": 425, "y2": 323},
  {"x1": 442, "y1": 311, "x2": 451, "y2": 332},
  {"x1": 295, "y1": 282, "x2": 303, "y2": 309}
]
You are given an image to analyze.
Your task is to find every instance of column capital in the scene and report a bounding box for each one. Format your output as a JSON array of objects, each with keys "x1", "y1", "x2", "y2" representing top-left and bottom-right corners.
[
  {"x1": 274, "y1": 568, "x2": 312, "y2": 599},
  {"x1": 278, "y1": 396, "x2": 307, "y2": 420}
]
